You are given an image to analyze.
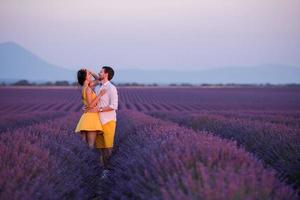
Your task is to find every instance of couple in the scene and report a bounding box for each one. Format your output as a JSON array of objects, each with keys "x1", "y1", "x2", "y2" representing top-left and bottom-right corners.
[{"x1": 74, "y1": 66, "x2": 118, "y2": 177}]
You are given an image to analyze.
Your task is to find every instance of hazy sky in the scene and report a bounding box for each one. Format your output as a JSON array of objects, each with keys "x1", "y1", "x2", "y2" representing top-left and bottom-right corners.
[{"x1": 0, "y1": 0, "x2": 299, "y2": 71}]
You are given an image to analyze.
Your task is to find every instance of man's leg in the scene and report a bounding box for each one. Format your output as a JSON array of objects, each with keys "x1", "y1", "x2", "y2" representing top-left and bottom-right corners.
[
  {"x1": 99, "y1": 148, "x2": 105, "y2": 167},
  {"x1": 105, "y1": 147, "x2": 113, "y2": 167},
  {"x1": 100, "y1": 148, "x2": 112, "y2": 168},
  {"x1": 96, "y1": 121, "x2": 116, "y2": 168},
  {"x1": 95, "y1": 133, "x2": 105, "y2": 166},
  {"x1": 107, "y1": 147, "x2": 113, "y2": 159}
]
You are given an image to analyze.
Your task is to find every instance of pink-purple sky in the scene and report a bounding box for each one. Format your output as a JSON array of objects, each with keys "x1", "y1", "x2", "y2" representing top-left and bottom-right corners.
[{"x1": 0, "y1": 0, "x2": 299, "y2": 71}]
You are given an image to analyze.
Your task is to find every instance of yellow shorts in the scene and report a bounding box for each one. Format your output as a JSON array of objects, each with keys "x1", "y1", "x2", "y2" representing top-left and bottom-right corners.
[{"x1": 95, "y1": 120, "x2": 116, "y2": 149}]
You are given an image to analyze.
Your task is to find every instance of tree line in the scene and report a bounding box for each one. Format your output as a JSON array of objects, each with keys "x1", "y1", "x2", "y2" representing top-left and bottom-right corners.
[{"x1": 1, "y1": 79, "x2": 300, "y2": 88}]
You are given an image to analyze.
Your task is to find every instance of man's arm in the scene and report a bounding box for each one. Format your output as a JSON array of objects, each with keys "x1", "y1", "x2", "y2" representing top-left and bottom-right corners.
[
  {"x1": 100, "y1": 106, "x2": 114, "y2": 112},
  {"x1": 84, "y1": 106, "x2": 112, "y2": 113}
]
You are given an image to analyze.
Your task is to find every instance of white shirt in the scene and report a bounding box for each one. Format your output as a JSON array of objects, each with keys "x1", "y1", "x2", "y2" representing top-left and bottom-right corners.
[{"x1": 95, "y1": 81, "x2": 118, "y2": 125}]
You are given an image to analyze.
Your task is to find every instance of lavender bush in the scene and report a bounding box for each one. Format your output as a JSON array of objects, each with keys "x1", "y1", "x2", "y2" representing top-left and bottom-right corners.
[
  {"x1": 1, "y1": 87, "x2": 299, "y2": 199},
  {"x1": 100, "y1": 110, "x2": 297, "y2": 199},
  {"x1": 150, "y1": 111, "x2": 300, "y2": 191},
  {"x1": 0, "y1": 113, "x2": 103, "y2": 200}
]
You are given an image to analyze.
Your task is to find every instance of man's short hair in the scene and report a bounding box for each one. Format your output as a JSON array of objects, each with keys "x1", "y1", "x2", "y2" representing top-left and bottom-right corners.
[{"x1": 102, "y1": 66, "x2": 114, "y2": 80}]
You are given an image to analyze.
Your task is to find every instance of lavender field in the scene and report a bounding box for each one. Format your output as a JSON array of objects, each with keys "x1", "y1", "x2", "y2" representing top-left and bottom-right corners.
[{"x1": 0, "y1": 87, "x2": 300, "y2": 199}]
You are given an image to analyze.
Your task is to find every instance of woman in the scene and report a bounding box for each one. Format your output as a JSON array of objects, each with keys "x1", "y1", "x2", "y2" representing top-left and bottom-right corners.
[{"x1": 75, "y1": 68, "x2": 106, "y2": 148}]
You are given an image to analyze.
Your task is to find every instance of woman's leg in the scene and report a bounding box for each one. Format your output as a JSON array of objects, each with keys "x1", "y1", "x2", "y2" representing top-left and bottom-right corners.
[
  {"x1": 80, "y1": 131, "x2": 87, "y2": 143},
  {"x1": 86, "y1": 131, "x2": 97, "y2": 149}
]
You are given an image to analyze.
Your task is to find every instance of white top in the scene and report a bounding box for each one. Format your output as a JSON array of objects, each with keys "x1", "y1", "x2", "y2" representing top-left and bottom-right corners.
[{"x1": 95, "y1": 81, "x2": 118, "y2": 125}]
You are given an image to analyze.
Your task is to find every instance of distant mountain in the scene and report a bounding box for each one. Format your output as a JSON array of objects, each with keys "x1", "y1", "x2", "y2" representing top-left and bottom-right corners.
[
  {"x1": 0, "y1": 42, "x2": 75, "y2": 82},
  {"x1": 1, "y1": 41, "x2": 300, "y2": 84}
]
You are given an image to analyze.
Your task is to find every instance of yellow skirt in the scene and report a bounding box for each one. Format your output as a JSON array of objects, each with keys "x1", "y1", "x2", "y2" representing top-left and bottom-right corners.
[{"x1": 75, "y1": 112, "x2": 103, "y2": 133}]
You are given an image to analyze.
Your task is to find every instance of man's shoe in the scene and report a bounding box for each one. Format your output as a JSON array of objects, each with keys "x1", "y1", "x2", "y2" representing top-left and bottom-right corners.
[{"x1": 100, "y1": 169, "x2": 110, "y2": 179}]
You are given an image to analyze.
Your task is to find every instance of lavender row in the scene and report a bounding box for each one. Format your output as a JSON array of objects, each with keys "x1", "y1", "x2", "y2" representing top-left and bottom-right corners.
[
  {"x1": 0, "y1": 88, "x2": 80, "y2": 104},
  {"x1": 192, "y1": 110, "x2": 300, "y2": 129},
  {"x1": 0, "y1": 88, "x2": 81, "y2": 113},
  {"x1": 150, "y1": 111, "x2": 300, "y2": 191},
  {"x1": 119, "y1": 87, "x2": 300, "y2": 111},
  {"x1": 0, "y1": 112, "x2": 67, "y2": 132},
  {"x1": 0, "y1": 112, "x2": 103, "y2": 200},
  {"x1": 2, "y1": 87, "x2": 300, "y2": 113},
  {"x1": 100, "y1": 110, "x2": 297, "y2": 199},
  {"x1": 145, "y1": 110, "x2": 300, "y2": 129}
]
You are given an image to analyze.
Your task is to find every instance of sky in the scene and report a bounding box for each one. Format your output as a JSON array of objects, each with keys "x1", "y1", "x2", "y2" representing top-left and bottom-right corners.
[{"x1": 0, "y1": 0, "x2": 299, "y2": 71}]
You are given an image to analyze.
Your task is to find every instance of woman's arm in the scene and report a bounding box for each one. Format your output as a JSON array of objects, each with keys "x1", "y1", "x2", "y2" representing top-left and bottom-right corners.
[
  {"x1": 88, "y1": 70, "x2": 100, "y2": 88},
  {"x1": 85, "y1": 87, "x2": 107, "y2": 108},
  {"x1": 90, "y1": 70, "x2": 99, "y2": 80}
]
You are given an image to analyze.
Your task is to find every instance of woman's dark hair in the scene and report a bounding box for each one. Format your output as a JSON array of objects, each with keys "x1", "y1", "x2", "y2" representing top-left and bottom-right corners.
[
  {"x1": 77, "y1": 69, "x2": 87, "y2": 86},
  {"x1": 102, "y1": 66, "x2": 114, "y2": 80}
]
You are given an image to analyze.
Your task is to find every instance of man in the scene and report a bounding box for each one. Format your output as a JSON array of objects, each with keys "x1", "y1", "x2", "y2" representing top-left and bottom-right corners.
[{"x1": 88, "y1": 66, "x2": 118, "y2": 177}]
